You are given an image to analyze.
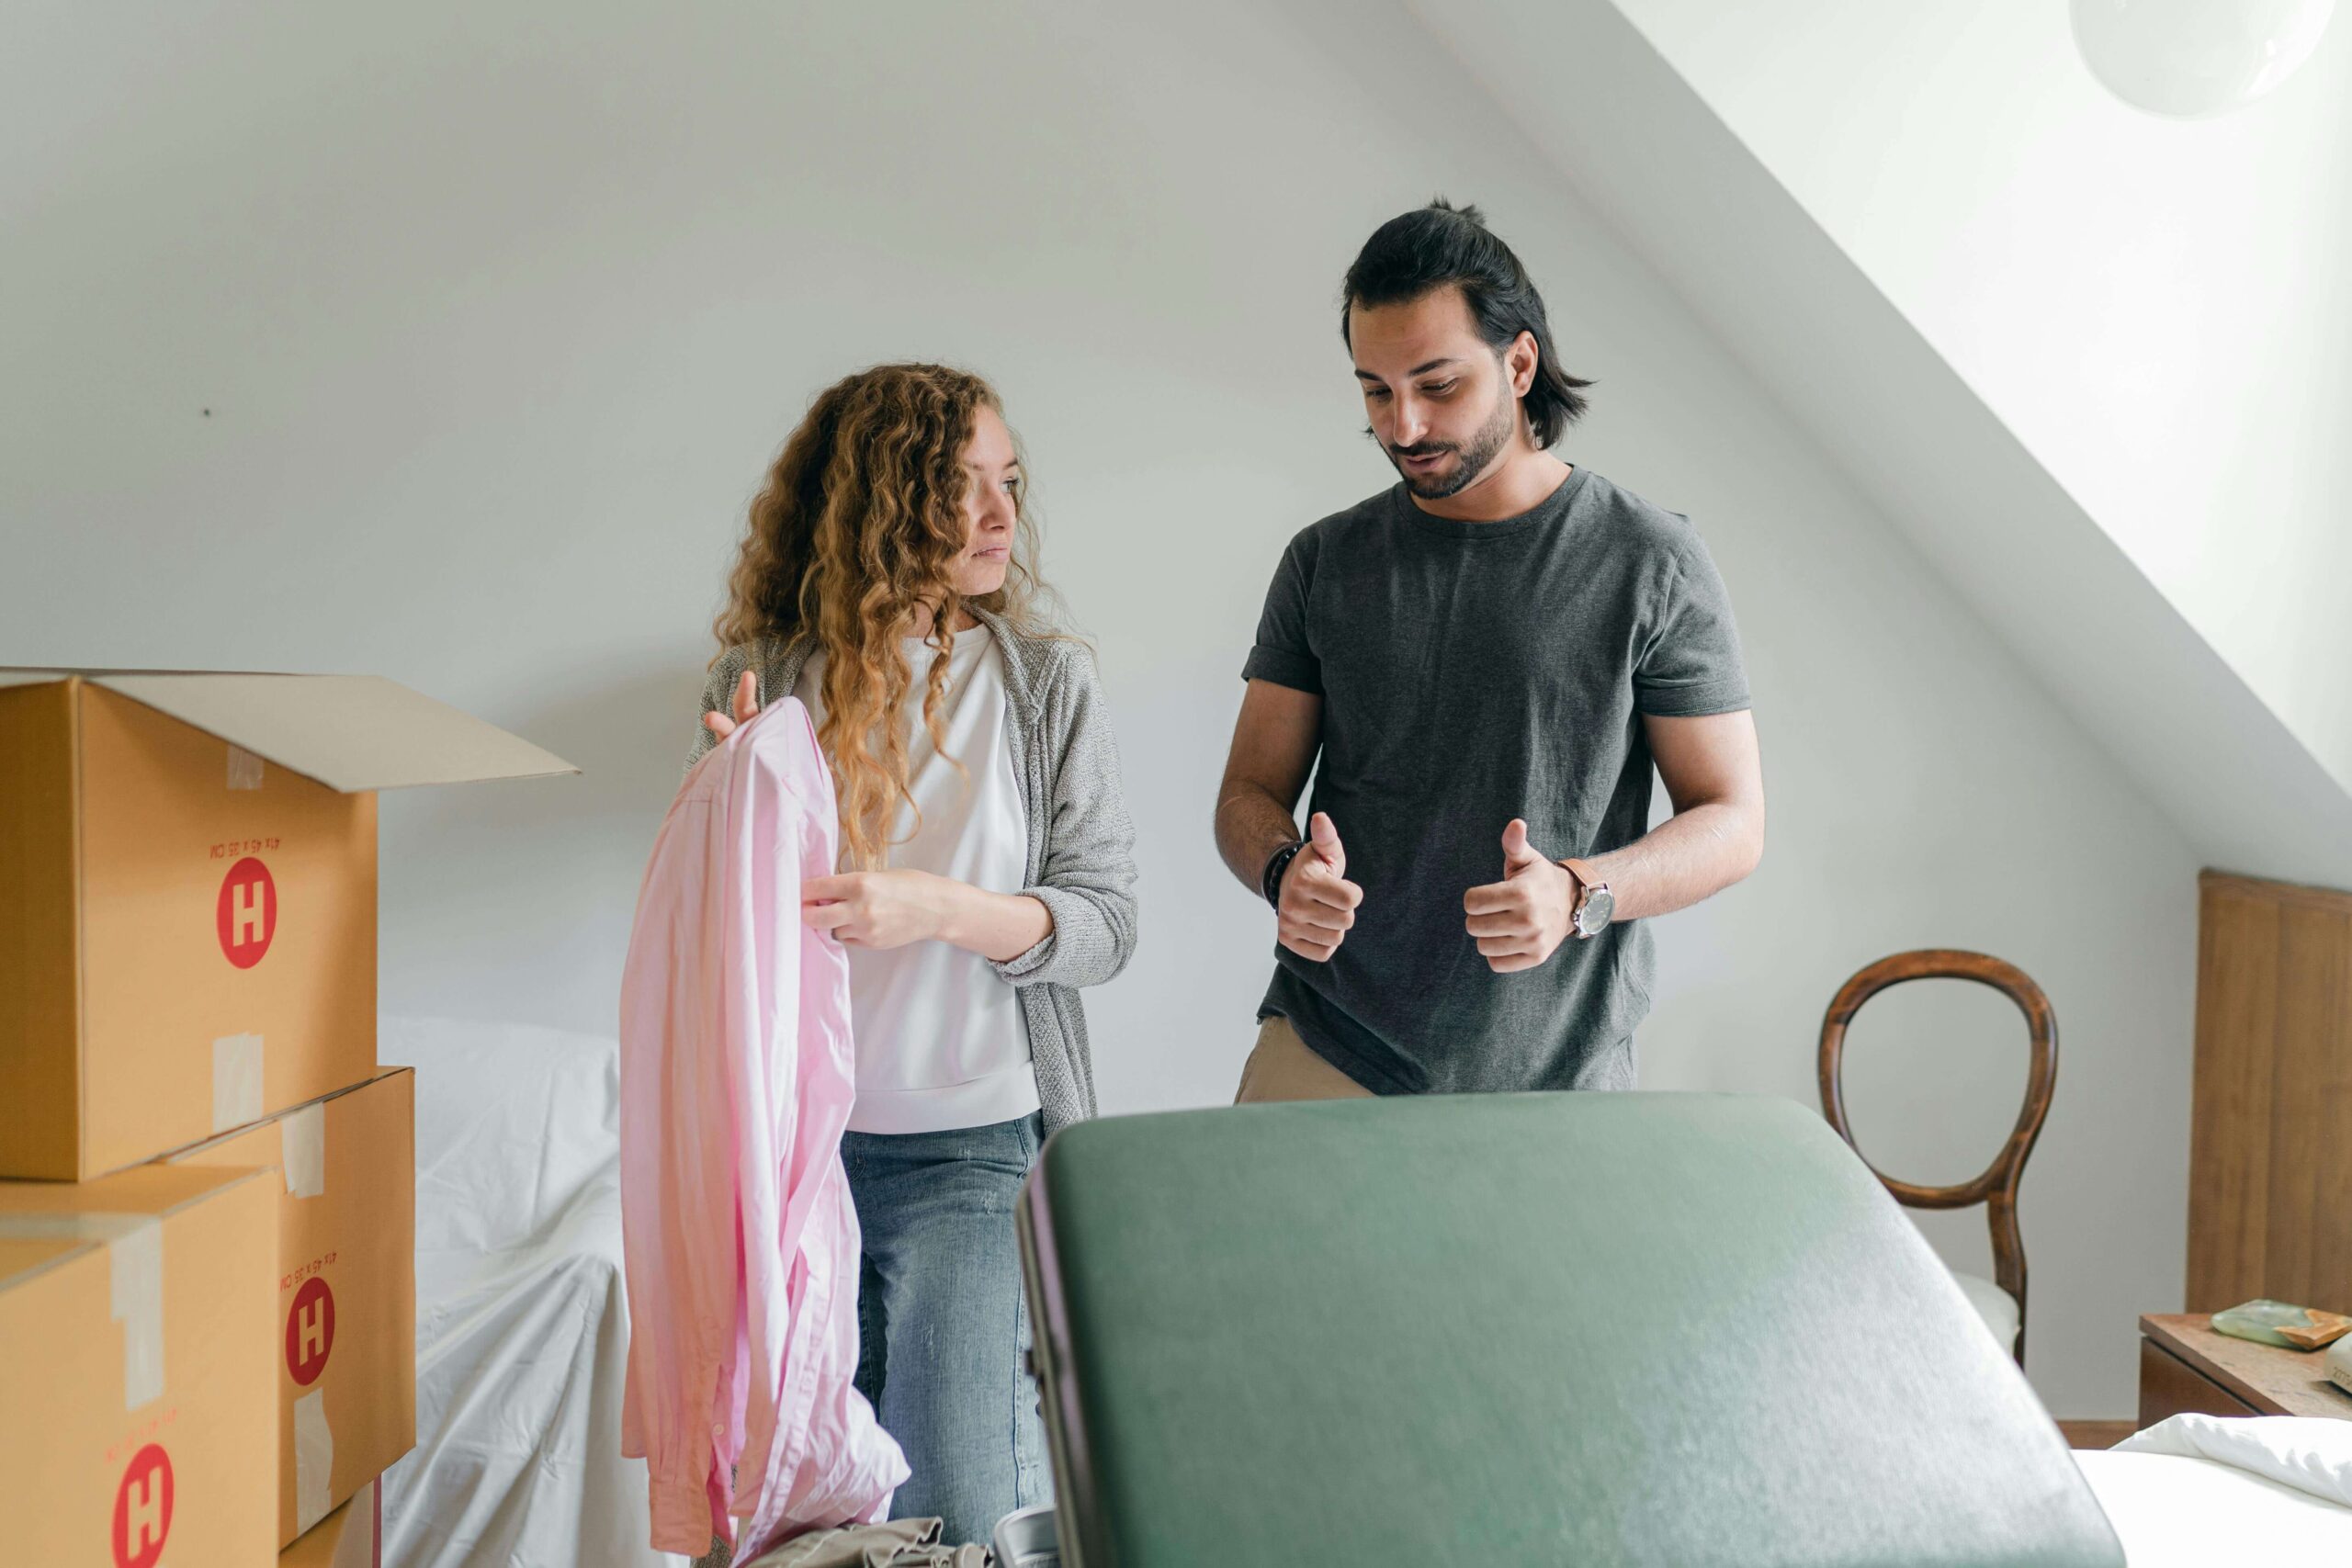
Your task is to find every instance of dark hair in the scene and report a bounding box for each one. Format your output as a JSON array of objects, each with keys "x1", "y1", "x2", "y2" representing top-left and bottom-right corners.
[{"x1": 1341, "y1": 197, "x2": 1591, "y2": 446}]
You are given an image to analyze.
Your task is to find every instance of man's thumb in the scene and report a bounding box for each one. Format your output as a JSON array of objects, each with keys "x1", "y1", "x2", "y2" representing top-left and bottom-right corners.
[
  {"x1": 1308, "y1": 811, "x2": 1345, "y2": 874},
  {"x1": 1501, "y1": 818, "x2": 1540, "y2": 870}
]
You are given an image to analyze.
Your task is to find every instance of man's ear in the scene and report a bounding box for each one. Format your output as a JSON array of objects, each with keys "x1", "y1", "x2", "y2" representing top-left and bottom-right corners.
[{"x1": 1508, "y1": 331, "x2": 1539, "y2": 398}]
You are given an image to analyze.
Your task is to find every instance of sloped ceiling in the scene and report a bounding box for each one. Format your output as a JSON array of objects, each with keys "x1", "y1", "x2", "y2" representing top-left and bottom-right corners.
[
  {"x1": 1407, "y1": 0, "x2": 2352, "y2": 887},
  {"x1": 1611, "y1": 0, "x2": 2352, "y2": 800}
]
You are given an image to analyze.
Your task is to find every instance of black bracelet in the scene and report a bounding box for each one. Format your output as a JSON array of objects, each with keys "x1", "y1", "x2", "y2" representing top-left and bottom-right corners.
[{"x1": 1261, "y1": 840, "x2": 1305, "y2": 909}]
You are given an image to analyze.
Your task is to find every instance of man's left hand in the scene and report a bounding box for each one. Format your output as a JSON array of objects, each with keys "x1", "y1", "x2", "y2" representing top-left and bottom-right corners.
[{"x1": 1463, "y1": 818, "x2": 1575, "y2": 974}]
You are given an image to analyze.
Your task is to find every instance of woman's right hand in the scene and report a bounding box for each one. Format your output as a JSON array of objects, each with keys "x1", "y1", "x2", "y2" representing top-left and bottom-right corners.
[{"x1": 703, "y1": 670, "x2": 760, "y2": 740}]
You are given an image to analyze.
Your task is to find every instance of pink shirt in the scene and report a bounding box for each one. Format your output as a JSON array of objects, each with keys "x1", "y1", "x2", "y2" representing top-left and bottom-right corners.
[{"x1": 619, "y1": 697, "x2": 908, "y2": 1557}]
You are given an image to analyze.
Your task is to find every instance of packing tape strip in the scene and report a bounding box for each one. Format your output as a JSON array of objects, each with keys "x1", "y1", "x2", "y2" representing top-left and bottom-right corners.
[
  {"x1": 0, "y1": 1212, "x2": 165, "y2": 1409},
  {"x1": 110, "y1": 1219, "x2": 164, "y2": 1410},
  {"x1": 227, "y1": 743, "x2": 265, "y2": 790},
  {"x1": 212, "y1": 1032, "x2": 265, "y2": 1133},
  {"x1": 282, "y1": 1100, "x2": 327, "y2": 1199},
  {"x1": 294, "y1": 1387, "x2": 335, "y2": 1533}
]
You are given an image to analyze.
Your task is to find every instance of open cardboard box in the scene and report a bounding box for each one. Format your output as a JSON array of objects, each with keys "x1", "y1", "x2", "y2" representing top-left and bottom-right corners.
[{"x1": 0, "y1": 670, "x2": 573, "y2": 1179}]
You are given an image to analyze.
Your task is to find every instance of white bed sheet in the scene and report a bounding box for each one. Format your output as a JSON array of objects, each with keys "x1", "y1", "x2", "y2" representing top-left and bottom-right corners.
[
  {"x1": 376, "y1": 1014, "x2": 687, "y2": 1568},
  {"x1": 2075, "y1": 1416, "x2": 2352, "y2": 1566}
]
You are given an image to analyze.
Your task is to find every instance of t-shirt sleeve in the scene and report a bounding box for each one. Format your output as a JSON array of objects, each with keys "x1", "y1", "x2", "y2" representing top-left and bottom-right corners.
[
  {"x1": 1239, "y1": 531, "x2": 1322, "y2": 694},
  {"x1": 1633, "y1": 531, "x2": 1751, "y2": 717}
]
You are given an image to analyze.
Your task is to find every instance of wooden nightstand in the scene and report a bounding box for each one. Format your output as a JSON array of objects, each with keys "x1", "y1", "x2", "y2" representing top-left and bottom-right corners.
[{"x1": 2139, "y1": 1314, "x2": 2352, "y2": 1424}]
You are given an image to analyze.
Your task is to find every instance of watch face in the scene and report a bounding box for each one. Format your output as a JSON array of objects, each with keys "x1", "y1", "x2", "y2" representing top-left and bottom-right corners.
[{"x1": 1578, "y1": 886, "x2": 1615, "y2": 935}]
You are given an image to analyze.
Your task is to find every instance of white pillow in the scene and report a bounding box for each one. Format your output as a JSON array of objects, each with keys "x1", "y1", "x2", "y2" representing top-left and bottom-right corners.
[{"x1": 2114, "y1": 1414, "x2": 2352, "y2": 1509}]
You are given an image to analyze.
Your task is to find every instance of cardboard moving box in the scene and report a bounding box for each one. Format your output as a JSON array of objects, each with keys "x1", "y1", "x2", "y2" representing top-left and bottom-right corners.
[
  {"x1": 168, "y1": 1066, "x2": 417, "y2": 1546},
  {"x1": 0, "y1": 669, "x2": 574, "y2": 1179},
  {"x1": 0, "y1": 1162, "x2": 278, "y2": 1567},
  {"x1": 279, "y1": 1478, "x2": 380, "y2": 1567}
]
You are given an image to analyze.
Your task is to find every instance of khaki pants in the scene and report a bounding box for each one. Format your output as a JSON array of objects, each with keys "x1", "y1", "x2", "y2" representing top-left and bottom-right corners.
[{"x1": 1233, "y1": 1015, "x2": 1374, "y2": 1104}]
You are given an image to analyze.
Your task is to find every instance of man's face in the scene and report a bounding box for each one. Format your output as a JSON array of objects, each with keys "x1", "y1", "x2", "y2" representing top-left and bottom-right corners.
[{"x1": 1350, "y1": 285, "x2": 1522, "y2": 501}]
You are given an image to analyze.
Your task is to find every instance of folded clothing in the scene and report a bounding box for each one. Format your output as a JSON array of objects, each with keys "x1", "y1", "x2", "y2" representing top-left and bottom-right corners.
[{"x1": 740, "y1": 1517, "x2": 989, "y2": 1568}]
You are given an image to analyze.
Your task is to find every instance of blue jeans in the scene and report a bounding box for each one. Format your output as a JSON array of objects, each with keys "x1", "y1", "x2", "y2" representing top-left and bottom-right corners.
[{"x1": 844, "y1": 1111, "x2": 1051, "y2": 1550}]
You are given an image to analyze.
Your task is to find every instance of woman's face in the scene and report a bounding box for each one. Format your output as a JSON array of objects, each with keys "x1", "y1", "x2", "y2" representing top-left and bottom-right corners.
[{"x1": 952, "y1": 403, "x2": 1020, "y2": 600}]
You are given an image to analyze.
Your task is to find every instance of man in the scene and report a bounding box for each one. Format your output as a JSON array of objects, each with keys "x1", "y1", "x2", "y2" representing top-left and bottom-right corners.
[{"x1": 1215, "y1": 198, "x2": 1764, "y2": 1103}]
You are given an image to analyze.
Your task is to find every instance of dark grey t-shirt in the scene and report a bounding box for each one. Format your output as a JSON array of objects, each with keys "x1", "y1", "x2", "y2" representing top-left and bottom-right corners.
[{"x1": 1243, "y1": 467, "x2": 1750, "y2": 1095}]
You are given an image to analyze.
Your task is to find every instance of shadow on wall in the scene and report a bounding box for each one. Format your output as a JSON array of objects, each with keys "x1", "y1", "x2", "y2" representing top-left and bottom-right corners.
[{"x1": 375, "y1": 645, "x2": 719, "y2": 1035}]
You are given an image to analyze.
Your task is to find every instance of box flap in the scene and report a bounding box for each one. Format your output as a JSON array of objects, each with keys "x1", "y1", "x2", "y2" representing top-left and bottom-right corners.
[
  {"x1": 0, "y1": 1162, "x2": 267, "y2": 1219},
  {"x1": 0, "y1": 1233, "x2": 96, "y2": 1295},
  {"x1": 162, "y1": 1066, "x2": 413, "y2": 1163},
  {"x1": 0, "y1": 669, "x2": 578, "y2": 791},
  {"x1": 0, "y1": 664, "x2": 291, "y2": 692},
  {"x1": 0, "y1": 665, "x2": 273, "y2": 694}
]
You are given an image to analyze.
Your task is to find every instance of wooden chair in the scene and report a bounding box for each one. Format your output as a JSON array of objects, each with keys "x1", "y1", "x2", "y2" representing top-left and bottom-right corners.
[{"x1": 1818, "y1": 949, "x2": 2059, "y2": 1365}]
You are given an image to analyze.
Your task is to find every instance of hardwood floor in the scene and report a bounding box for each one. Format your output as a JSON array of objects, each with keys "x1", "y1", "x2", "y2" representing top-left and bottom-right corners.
[{"x1": 2057, "y1": 1420, "x2": 2137, "y2": 1450}]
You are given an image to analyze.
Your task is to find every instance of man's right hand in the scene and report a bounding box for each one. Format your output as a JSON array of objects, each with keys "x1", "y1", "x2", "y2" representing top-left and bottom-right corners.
[
  {"x1": 1277, "y1": 811, "x2": 1363, "y2": 963},
  {"x1": 703, "y1": 670, "x2": 760, "y2": 740}
]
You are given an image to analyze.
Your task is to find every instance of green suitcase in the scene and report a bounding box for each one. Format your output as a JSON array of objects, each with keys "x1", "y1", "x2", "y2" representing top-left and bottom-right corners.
[{"x1": 1014, "y1": 1091, "x2": 2122, "y2": 1567}]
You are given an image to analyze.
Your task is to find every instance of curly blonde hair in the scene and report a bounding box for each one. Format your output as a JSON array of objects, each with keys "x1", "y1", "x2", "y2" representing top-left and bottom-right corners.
[{"x1": 712, "y1": 363, "x2": 1054, "y2": 871}]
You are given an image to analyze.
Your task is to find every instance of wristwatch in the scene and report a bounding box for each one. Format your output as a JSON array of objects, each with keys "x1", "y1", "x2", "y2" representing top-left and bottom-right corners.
[
  {"x1": 1261, "y1": 840, "x2": 1306, "y2": 910},
  {"x1": 1561, "y1": 858, "x2": 1614, "y2": 940}
]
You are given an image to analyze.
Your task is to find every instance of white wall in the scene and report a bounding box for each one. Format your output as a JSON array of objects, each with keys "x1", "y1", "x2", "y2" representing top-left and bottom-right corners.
[
  {"x1": 1611, "y1": 0, "x2": 2352, "y2": 796},
  {"x1": 4, "y1": 0, "x2": 2194, "y2": 1416}
]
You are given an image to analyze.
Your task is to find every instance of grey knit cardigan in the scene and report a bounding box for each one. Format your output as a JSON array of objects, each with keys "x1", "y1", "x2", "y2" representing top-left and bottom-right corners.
[{"x1": 684, "y1": 607, "x2": 1137, "y2": 1135}]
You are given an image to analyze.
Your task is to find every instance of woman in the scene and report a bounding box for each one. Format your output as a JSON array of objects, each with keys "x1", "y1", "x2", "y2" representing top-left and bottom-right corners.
[{"x1": 685, "y1": 363, "x2": 1137, "y2": 1551}]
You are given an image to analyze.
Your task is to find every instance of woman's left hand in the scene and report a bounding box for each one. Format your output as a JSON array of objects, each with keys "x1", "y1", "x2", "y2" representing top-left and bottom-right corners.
[{"x1": 800, "y1": 869, "x2": 951, "y2": 950}]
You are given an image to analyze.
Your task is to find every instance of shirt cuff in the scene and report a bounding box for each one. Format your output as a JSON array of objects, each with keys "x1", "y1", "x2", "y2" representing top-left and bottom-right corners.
[
  {"x1": 991, "y1": 886, "x2": 1072, "y2": 983},
  {"x1": 1241, "y1": 644, "x2": 1322, "y2": 694},
  {"x1": 649, "y1": 1467, "x2": 720, "y2": 1556},
  {"x1": 1633, "y1": 679, "x2": 1751, "y2": 717}
]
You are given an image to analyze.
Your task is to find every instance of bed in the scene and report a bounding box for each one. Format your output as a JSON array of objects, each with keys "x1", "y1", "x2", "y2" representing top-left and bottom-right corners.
[
  {"x1": 375, "y1": 1015, "x2": 685, "y2": 1568},
  {"x1": 2074, "y1": 1414, "x2": 2352, "y2": 1564}
]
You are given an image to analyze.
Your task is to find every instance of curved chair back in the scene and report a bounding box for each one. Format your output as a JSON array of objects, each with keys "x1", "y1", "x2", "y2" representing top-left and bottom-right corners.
[{"x1": 1818, "y1": 949, "x2": 2058, "y2": 1362}]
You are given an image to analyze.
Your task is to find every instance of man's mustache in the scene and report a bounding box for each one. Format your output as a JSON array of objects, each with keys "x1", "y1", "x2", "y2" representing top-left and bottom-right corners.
[{"x1": 1363, "y1": 430, "x2": 1456, "y2": 461}]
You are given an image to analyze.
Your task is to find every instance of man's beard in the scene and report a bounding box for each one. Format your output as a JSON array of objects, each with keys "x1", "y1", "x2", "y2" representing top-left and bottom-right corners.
[{"x1": 1385, "y1": 387, "x2": 1517, "y2": 500}]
